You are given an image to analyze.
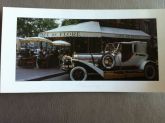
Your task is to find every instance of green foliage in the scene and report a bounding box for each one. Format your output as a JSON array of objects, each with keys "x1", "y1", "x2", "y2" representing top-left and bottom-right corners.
[
  {"x1": 62, "y1": 19, "x2": 80, "y2": 26},
  {"x1": 17, "y1": 18, "x2": 58, "y2": 37}
]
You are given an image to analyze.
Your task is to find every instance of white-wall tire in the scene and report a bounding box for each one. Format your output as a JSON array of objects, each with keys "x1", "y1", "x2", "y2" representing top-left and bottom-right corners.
[{"x1": 70, "y1": 66, "x2": 87, "y2": 81}]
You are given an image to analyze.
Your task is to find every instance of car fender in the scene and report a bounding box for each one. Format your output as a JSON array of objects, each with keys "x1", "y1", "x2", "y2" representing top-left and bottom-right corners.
[
  {"x1": 139, "y1": 60, "x2": 156, "y2": 70},
  {"x1": 72, "y1": 59, "x2": 104, "y2": 77}
]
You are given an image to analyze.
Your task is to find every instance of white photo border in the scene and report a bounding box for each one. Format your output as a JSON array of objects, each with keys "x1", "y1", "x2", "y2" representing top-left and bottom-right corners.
[{"x1": 1, "y1": 7, "x2": 165, "y2": 93}]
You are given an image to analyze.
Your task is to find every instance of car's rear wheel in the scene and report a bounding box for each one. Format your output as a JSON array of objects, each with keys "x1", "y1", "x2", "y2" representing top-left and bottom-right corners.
[
  {"x1": 101, "y1": 54, "x2": 115, "y2": 70},
  {"x1": 70, "y1": 66, "x2": 87, "y2": 81},
  {"x1": 144, "y1": 63, "x2": 157, "y2": 80}
]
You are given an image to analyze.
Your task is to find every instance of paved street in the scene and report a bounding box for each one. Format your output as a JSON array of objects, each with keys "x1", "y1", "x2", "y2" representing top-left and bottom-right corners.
[
  {"x1": 43, "y1": 73, "x2": 146, "y2": 81},
  {"x1": 44, "y1": 73, "x2": 70, "y2": 81},
  {"x1": 44, "y1": 73, "x2": 105, "y2": 81},
  {"x1": 16, "y1": 67, "x2": 148, "y2": 81},
  {"x1": 16, "y1": 67, "x2": 103, "y2": 81},
  {"x1": 16, "y1": 67, "x2": 65, "y2": 81}
]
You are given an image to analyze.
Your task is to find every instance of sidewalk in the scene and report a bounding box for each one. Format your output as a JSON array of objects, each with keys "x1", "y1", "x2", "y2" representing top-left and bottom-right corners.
[{"x1": 16, "y1": 67, "x2": 66, "y2": 81}]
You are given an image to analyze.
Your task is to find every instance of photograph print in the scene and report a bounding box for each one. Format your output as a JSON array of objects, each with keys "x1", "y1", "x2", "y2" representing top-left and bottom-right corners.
[{"x1": 16, "y1": 18, "x2": 159, "y2": 81}]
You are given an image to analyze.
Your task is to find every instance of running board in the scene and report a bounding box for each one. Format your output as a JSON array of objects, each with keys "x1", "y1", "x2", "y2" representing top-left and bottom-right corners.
[{"x1": 104, "y1": 71, "x2": 144, "y2": 79}]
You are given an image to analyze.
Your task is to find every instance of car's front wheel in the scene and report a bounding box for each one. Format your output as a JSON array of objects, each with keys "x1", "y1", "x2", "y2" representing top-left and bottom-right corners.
[
  {"x1": 70, "y1": 66, "x2": 87, "y2": 81},
  {"x1": 144, "y1": 63, "x2": 157, "y2": 80}
]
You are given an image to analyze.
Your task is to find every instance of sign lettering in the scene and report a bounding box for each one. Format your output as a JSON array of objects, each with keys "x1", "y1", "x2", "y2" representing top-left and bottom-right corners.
[{"x1": 39, "y1": 32, "x2": 81, "y2": 37}]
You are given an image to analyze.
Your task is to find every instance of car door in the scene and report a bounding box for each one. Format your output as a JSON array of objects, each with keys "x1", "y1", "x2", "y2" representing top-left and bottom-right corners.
[{"x1": 118, "y1": 43, "x2": 148, "y2": 67}]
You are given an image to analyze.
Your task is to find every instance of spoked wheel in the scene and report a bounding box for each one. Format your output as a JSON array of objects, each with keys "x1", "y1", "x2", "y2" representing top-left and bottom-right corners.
[
  {"x1": 101, "y1": 54, "x2": 115, "y2": 70},
  {"x1": 70, "y1": 66, "x2": 87, "y2": 81},
  {"x1": 144, "y1": 63, "x2": 157, "y2": 80}
]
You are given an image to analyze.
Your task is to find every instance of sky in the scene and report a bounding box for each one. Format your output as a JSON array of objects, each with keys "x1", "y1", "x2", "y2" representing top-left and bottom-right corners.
[{"x1": 54, "y1": 19, "x2": 65, "y2": 27}]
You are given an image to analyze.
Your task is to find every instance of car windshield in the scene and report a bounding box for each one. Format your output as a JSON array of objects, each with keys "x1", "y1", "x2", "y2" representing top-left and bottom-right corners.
[{"x1": 104, "y1": 43, "x2": 120, "y2": 53}]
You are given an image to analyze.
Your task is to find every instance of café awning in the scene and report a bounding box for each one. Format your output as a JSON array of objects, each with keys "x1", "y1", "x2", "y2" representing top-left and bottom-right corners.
[
  {"x1": 38, "y1": 21, "x2": 150, "y2": 40},
  {"x1": 101, "y1": 27, "x2": 150, "y2": 39},
  {"x1": 39, "y1": 21, "x2": 101, "y2": 38}
]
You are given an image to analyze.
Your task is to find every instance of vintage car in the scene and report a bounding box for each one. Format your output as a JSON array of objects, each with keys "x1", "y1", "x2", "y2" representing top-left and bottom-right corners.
[{"x1": 61, "y1": 41, "x2": 158, "y2": 81}]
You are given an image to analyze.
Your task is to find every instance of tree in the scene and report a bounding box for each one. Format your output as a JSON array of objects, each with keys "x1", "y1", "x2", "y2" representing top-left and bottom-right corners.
[
  {"x1": 62, "y1": 19, "x2": 80, "y2": 26},
  {"x1": 17, "y1": 18, "x2": 58, "y2": 37}
]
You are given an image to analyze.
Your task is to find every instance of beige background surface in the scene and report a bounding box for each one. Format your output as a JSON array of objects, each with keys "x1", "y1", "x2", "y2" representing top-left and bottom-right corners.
[{"x1": 0, "y1": 0, "x2": 165, "y2": 123}]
